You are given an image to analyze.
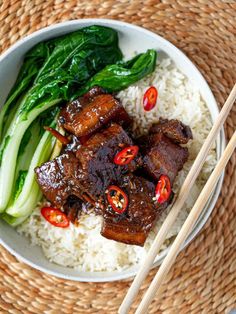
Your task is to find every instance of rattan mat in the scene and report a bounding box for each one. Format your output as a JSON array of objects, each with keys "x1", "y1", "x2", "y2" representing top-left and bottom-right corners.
[{"x1": 0, "y1": 1, "x2": 236, "y2": 313}]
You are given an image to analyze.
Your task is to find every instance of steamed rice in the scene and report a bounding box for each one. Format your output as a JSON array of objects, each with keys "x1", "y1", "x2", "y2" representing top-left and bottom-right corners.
[{"x1": 17, "y1": 57, "x2": 217, "y2": 272}]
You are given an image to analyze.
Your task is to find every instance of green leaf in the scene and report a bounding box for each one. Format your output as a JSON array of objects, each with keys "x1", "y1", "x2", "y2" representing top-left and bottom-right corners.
[
  {"x1": 18, "y1": 32, "x2": 122, "y2": 119},
  {"x1": 78, "y1": 49, "x2": 157, "y2": 94},
  {"x1": 35, "y1": 25, "x2": 120, "y2": 79},
  {"x1": 0, "y1": 43, "x2": 50, "y2": 140}
]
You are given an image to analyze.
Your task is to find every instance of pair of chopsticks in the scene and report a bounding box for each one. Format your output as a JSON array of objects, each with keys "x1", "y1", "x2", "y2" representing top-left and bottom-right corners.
[{"x1": 119, "y1": 83, "x2": 236, "y2": 314}]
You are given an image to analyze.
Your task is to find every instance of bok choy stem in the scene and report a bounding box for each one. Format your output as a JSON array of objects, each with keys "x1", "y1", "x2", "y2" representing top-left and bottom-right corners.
[
  {"x1": 6, "y1": 119, "x2": 57, "y2": 217},
  {"x1": 0, "y1": 99, "x2": 61, "y2": 212}
]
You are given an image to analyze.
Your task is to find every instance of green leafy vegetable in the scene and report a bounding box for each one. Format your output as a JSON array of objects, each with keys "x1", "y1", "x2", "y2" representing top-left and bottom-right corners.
[
  {"x1": 0, "y1": 98, "x2": 60, "y2": 213},
  {"x1": 1, "y1": 213, "x2": 29, "y2": 227},
  {"x1": 35, "y1": 26, "x2": 121, "y2": 81},
  {"x1": 78, "y1": 49, "x2": 157, "y2": 94},
  {"x1": 6, "y1": 117, "x2": 58, "y2": 218},
  {"x1": 8, "y1": 108, "x2": 56, "y2": 211},
  {"x1": 0, "y1": 43, "x2": 50, "y2": 140}
]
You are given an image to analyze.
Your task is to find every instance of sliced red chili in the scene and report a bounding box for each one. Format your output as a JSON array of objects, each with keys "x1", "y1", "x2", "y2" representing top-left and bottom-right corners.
[
  {"x1": 143, "y1": 86, "x2": 158, "y2": 111},
  {"x1": 155, "y1": 175, "x2": 171, "y2": 204},
  {"x1": 106, "y1": 185, "x2": 128, "y2": 214},
  {"x1": 44, "y1": 126, "x2": 70, "y2": 145},
  {"x1": 114, "y1": 146, "x2": 139, "y2": 165},
  {"x1": 41, "y1": 207, "x2": 70, "y2": 228}
]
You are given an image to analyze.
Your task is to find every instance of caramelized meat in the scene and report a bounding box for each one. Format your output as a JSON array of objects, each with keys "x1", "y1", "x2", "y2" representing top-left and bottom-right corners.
[
  {"x1": 76, "y1": 123, "x2": 137, "y2": 199},
  {"x1": 36, "y1": 87, "x2": 192, "y2": 247},
  {"x1": 101, "y1": 220, "x2": 147, "y2": 246},
  {"x1": 140, "y1": 118, "x2": 191, "y2": 184},
  {"x1": 35, "y1": 152, "x2": 98, "y2": 208},
  {"x1": 150, "y1": 118, "x2": 193, "y2": 144},
  {"x1": 101, "y1": 175, "x2": 161, "y2": 246},
  {"x1": 59, "y1": 88, "x2": 132, "y2": 141},
  {"x1": 140, "y1": 133, "x2": 189, "y2": 184},
  {"x1": 35, "y1": 153, "x2": 83, "y2": 208},
  {"x1": 35, "y1": 124, "x2": 138, "y2": 211}
]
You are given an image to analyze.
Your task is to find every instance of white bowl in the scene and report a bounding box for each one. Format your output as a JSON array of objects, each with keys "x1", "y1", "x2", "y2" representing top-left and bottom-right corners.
[{"x1": 0, "y1": 19, "x2": 225, "y2": 282}]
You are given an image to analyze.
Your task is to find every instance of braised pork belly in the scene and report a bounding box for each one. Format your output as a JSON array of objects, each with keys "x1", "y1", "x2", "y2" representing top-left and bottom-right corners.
[
  {"x1": 102, "y1": 175, "x2": 157, "y2": 246},
  {"x1": 140, "y1": 132, "x2": 189, "y2": 184},
  {"x1": 35, "y1": 88, "x2": 192, "y2": 246},
  {"x1": 149, "y1": 117, "x2": 193, "y2": 144},
  {"x1": 35, "y1": 152, "x2": 82, "y2": 208},
  {"x1": 59, "y1": 86, "x2": 132, "y2": 143},
  {"x1": 75, "y1": 123, "x2": 138, "y2": 198}
]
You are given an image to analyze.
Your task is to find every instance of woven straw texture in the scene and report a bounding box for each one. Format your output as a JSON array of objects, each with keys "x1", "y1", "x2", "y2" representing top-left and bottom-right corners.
[{"x1": 0, "y1": 1, "x2": 236, "y2": 313}]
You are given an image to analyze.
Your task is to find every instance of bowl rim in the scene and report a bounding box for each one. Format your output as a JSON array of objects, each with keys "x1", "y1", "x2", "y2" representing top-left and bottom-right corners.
[{"x1": 0, "y1": 18, "x2": 225, "y2": 282}]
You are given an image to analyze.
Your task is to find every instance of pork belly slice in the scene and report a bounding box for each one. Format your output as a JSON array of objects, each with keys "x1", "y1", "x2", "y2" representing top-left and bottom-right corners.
[
  {"x1": 34, "y1": 152, "x2": 96, "y2": 209},
  {"x1": 35, "y1": 155, "x2": 86, "y2": 224},
  {"x1": 35, "y1": 152, "x2": 97, "y2": 216},
  {"x1": 35, "y1": 153, "x2": 80, "y2": 208},
  {"x1": 140, "y1": 133, "x2": 189, "y2": 184},
  {"x1": 150, "y1": 117, "x2": 193, "y2": 144},
  {"x1": 101, "y1": 175, "x2": 162, "y2": 246},
  {"x1": 35, "y1": 124, "x2": 137, "y2": 211},
  {"x1": 75, "y1": 123, "x2": 138, "y2": 199},
  {"x1": 101, "y1": 220, "x2": 147, "y2": 246},
  {"x1": 59, "y1": 87, "x2": 132, "y2": 141}
]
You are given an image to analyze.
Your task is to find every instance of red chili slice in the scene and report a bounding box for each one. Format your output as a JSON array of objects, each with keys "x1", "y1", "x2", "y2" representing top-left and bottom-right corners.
[
  {"x1": 143, "y1": 86, "x2": 158, "y2": 111},
  {"x1": 155, "y1": 175, "x2": 171, "y2": 204},
  {"x1": 44, "y1": 126, "x2": 70, "y2": 145},
  {"x1": 41, "y1": 207, "x2": 70, "y2": 228},
  {"x1": 114, "y1": 145, "x2": 139, "y2": 165},
  {"x1": 106, "y1": 185, "x2": 128, "y2": 214}
]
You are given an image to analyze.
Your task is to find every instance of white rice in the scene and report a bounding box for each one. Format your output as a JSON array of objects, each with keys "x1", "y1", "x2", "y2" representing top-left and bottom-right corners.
[{"x1": 17, "y1": 57, "x2": 217, "y2": 272}]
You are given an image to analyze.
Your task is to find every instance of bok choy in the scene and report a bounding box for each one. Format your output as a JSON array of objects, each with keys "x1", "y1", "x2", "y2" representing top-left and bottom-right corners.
[
  {"x1": 0, "y1": 43, "x2": 50, "y2": 140},
  {"x1": 2, "y1": 214, "x2": 30, "y2": 227},
  {"x1": 6, "y1": 118, "x2": 57, "y2": 218}
]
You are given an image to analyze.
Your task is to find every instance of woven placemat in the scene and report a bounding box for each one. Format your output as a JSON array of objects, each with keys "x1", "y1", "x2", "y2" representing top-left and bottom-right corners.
[{"x1": 0, "y1": 1, "x2": 235, "y2": 313}]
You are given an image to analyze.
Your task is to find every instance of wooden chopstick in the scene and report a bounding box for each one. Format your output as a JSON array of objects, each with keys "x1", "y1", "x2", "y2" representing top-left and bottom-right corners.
[
  {"x1": 135, "y1": 130, "x2": 236, "y2": 314},
  {"x1": 119, "y1": 83, "x2": 236, "y2": 314}
]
